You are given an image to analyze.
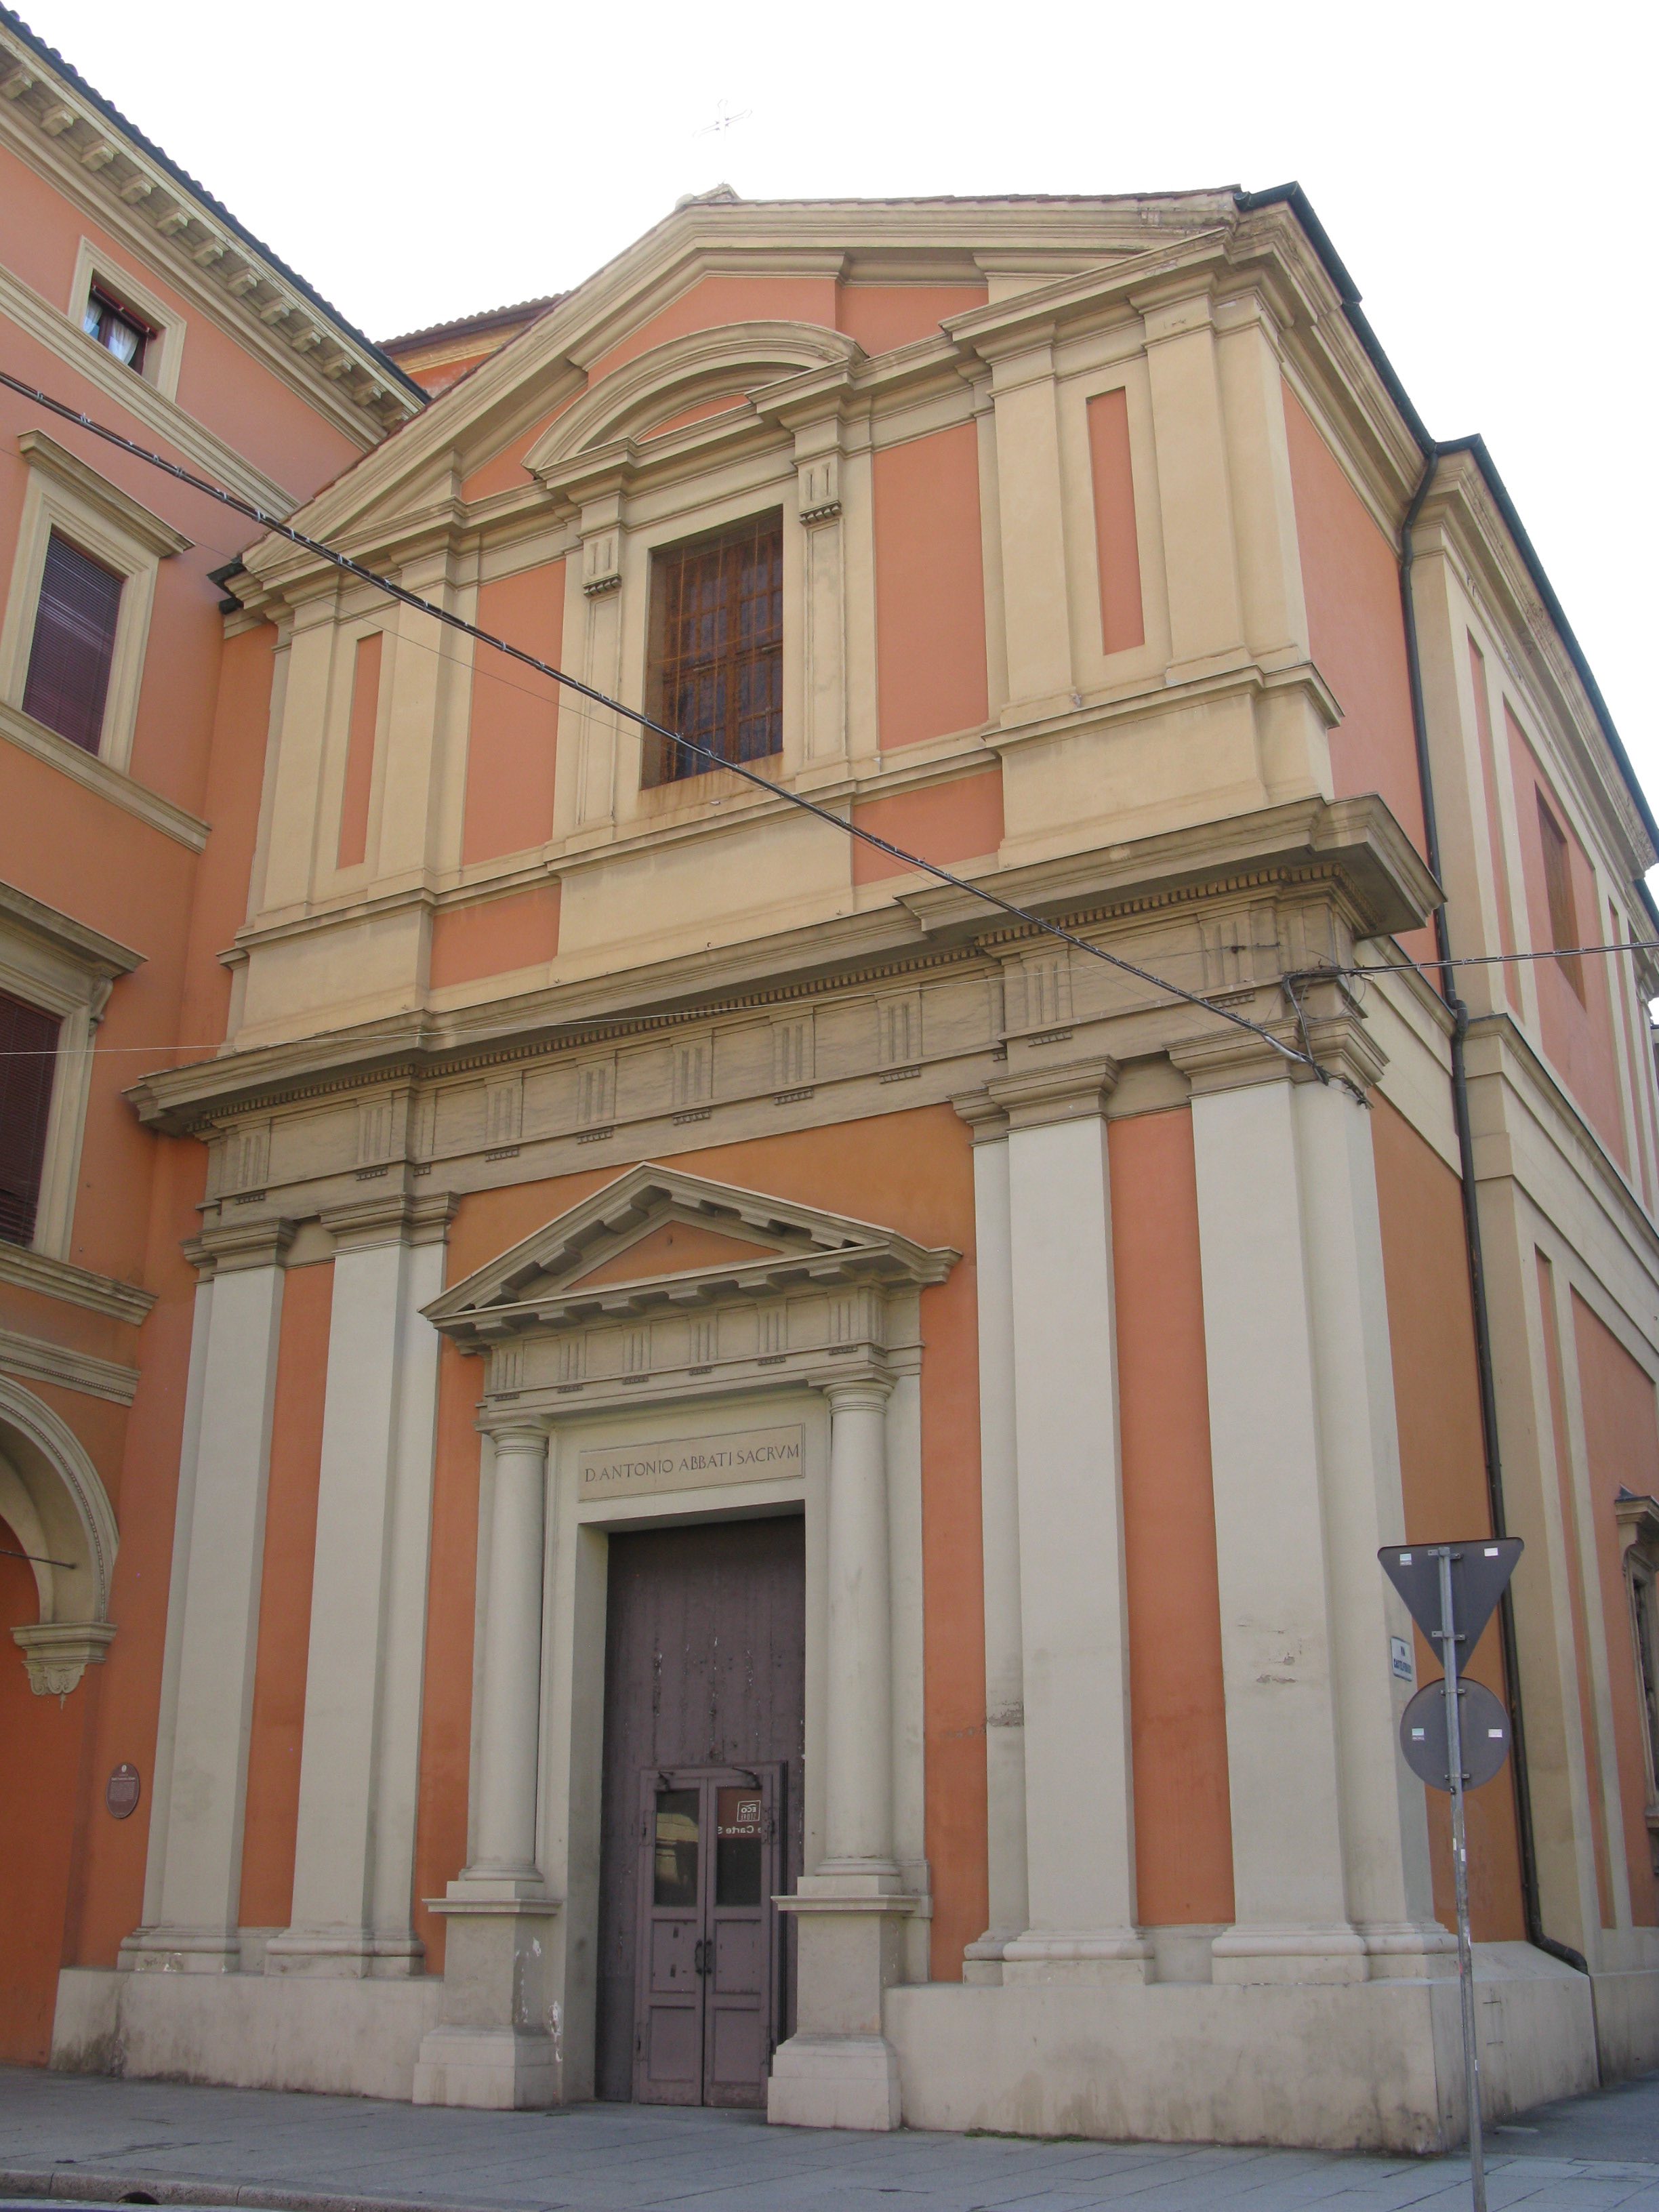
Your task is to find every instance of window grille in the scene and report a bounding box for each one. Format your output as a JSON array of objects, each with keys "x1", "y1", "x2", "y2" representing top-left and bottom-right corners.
[
  {"x1": 0, "y1": 989, "x2": 59, "y2": 1247},
  {"x1": 22, "y1": 532, "x2": 123, "y2": 754},
  {"x1": 645, "y1": 513, "x2": 783, "y2": 785}
]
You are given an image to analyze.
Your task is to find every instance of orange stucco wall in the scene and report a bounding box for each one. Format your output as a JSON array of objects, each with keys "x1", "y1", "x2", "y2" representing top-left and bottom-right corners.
[
  {"x1": 1087, "y1": 388, "x2": 1145, "y2": 657},
  {"x1": 239, "y1": 1260, "x2": 333, "y2": 1930},
  {"x1": 836, "y1": 285, "x2": 987, "y2": 355},
  {"x1": 872, "y1": 424, "x2": 989, "y2": 752},
  {"x1": 1508, "y1": 716, "x2": 1628, "y2": 1168},
  {"x1": 1371, "y1": 1099, "x2": 1526, "y2": 1938},
  {"x1": 428, "y1": 883, "x2": 561, "y2": 991},
  {"x1": 0, "y1": 1536, "x2": 86, "y2": 2061},
  {"x1": 412, "y1": 1107, "x2": 987, "y2": 1979},
  {"x1": 1569, "y1": 1294, "x2": 1659, "y2": 1923},
  {"x1": 851, "y1": 767, "x2": 1003, "y2": 885},
  {"x1": 1281, "y1": 385, "x2": 1433, "y2": 966},
  {"x1": 462, "y1": 563, "x2": 565, "y2": 864},
  {"x1": 1109, "y1": 1107, "x2": 1234, "y2": 1926}
]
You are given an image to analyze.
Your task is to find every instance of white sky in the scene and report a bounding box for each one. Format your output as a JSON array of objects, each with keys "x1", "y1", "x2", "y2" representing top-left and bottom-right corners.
[{"x1": 20, "y1": 0, "x2": 1658, "y2": 827}]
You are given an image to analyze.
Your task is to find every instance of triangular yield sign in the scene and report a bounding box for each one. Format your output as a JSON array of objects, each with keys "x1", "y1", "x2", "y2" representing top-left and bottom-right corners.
[{"x1": 1378, "y1": 1537, "x2": 1523, "y2": 1653}]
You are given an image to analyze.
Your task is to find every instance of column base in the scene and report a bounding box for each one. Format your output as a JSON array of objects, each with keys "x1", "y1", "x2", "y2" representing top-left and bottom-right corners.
[
  {"x1": 412, "y1": 2026, "x2": 556, "y2": 2109},
  {"x1": 1357, "y1": 1921, "x2": 1460, "y2": 1979},
  {"x1": 962, "y1": 1929, "x2": 1020, "y2": 1987},
  {"x1": 767, "y1": 2033, "x2": 901, "y2": 2131},
  {"x1": 263, "y1": 1927, "x2": 426, "y2": 1978},
  {"x1": 1000, "y1": 1928, "x2": 1151, "y2": 1986},
  {"x1": 117, "y1": 1927, "x2": 239, "y2": 1974},
  {"x1": 1210, "y1": 1923, "x2": 1369, "y2": 1984}
]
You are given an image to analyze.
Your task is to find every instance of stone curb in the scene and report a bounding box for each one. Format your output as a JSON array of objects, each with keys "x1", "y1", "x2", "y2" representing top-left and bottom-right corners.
[{"x1": 0, "y1": 2173, "x2": 493, "y2": 2212}]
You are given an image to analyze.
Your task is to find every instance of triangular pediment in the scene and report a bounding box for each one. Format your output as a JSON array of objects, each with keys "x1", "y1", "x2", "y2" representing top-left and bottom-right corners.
[
  {"x1": 424, "y1": 1162, "x2": 957, "y2": 1345},
  {"x1": 245, "y1": 192, "x2": 1235, "y2": 575}
]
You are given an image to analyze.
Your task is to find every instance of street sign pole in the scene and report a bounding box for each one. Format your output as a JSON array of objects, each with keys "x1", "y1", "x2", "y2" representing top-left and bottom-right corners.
[{"x1": 1437, "y1": 1545, "x2": 1485, "y2": 2212}]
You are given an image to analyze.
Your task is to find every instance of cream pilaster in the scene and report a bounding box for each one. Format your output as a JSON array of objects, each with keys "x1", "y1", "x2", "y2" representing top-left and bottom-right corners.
[
  {"x1": 414, "y1": 1418, "x2": 558, "y2": 2110},
  {"x1": 571, "y1": 492, "x2": 625, "y2": 836},
  {"x1": 266, "y1": 1193, "x2": 452, "y2": 1978},
  {"x1": 952, "y1": 1097, "x2": 1027, "y2": 1980},
  {"x1": 980, "y1": 336, "x2": 1075, "y2": 719},
  {"x1": 992, "y1": 1059, "x2": 1147, "y2": 1983},
  {"x1": 255, "y1": 589, "x2": 340, "y2": 916},
  {"x1": 1141, "y1": 291, "x2": 1246, "y2": 680},
  {"x1": 794, "y1": 426, "x2": 848, "y2": 785},
  {"x1": 1178, "y1": 1028, "x2": 1441, "y2": 1982},
  {"x1": 374, "y1": 546, "x2": 468, "y2": 888},
  {"x1": 770, "y1": 1373, "x2": 909, "y2": 2131},
  {"x1": 125, "y1": 1218, "x2": 292, "y2": 1972}
]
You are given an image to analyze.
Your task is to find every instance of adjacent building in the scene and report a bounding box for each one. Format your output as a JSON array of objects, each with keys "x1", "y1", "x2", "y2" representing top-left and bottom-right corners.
[{"x1": 1, "y1": 6, "x2": 1656, "y2": 2147}]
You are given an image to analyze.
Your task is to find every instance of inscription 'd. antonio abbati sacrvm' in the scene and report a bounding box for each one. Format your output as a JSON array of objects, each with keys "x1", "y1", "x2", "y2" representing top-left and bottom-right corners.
[{"x1": 576, "y1": 1423, "x2": 804, "y2": 1501}]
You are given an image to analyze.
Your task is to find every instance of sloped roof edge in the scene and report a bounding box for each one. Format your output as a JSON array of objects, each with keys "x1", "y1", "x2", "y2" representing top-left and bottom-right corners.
[{"x1": 0, "y1": 4, "x2": 425, "y2": 407}]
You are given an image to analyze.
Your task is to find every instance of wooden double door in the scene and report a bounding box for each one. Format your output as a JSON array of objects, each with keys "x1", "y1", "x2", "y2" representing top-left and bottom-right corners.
[{"x1": 595, "y1": 1516, "x2": 805, "y2": 2108}]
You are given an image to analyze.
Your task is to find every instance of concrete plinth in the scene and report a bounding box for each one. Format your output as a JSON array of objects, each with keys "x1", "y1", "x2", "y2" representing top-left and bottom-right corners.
[
  {"x1": 769, "y1": 1885, "x2": 913, "y2": 2131},
  {"x1": 411, "y1": 1891, "x2": 561, "y2": 2110},
  {"x1": 885, "y1": 1942, "x2": 1599, "y2": 2152},
  {"x1": 768, "y1": 2034, "x2": 901, "y2": 2131}
]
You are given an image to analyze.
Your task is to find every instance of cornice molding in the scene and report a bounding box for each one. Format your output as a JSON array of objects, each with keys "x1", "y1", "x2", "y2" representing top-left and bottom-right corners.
[
  {"x1": 1416, "y1": 453, "x2": 1656, "y2": 879},
  {"x1": 0, "y1": 697, "x2": 210, "y2": 851},
  {"x1": 0, "y1": 1240, "x2": 154, "y2": 1325},
  {"x1": 0, "y1": 260, "x2": 297, "y2": 514},
  {"x1": 0, "y1": 1324, "x2": 137, "y2": 1404},
  {"x1": 0, "y1": 33, "x2": 418, "y2": 440},
  {"x1": 17, "y1": 430, "x2": 191, "y2": 555},
  {"x1": 0, "y1": 876, "x2": 141, "y2": 979}
]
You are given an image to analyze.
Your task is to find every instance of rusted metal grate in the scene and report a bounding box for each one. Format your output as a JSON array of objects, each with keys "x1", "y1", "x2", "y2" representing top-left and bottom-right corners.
[{"x1": 646, "y1": 512, "x2": 783, "y2": 784}]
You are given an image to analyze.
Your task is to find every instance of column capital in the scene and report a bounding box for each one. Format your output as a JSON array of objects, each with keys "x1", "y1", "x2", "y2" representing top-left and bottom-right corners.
[
  {"x1": 481, "y1": 1417, "x2": 550, "y2": 1452},
  {"x1": 184, "y1": 1216, "x2": 295, "y2": 1277},
  {"x1": 819, "y1": 1375, "x2": 893, "y2": 1414},
  {"x1": 1169, "y1": 1013, "x2": 1385, "y2": 1097},
  {"x1": 984, "y1": 1055, "x2": 1118, "y2": 1130},
  {"x1": 321, "y1": 1189, "x2": 456, "y2": 1253},
  {"x1": 951, "y1": 1088, "x2": 1010, "y2": 1143}
]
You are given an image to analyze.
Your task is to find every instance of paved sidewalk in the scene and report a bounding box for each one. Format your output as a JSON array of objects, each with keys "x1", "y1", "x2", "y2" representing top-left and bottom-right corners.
[{"x1": 0, "y1": 2065, "x2": 1654, "y2": 2212}]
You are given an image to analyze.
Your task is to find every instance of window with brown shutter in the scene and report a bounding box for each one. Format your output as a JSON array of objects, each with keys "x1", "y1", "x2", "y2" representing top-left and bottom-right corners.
[
  {"x1": 644, "y1": 513, "x2": 783, "y2": 785},
  {"x1": 81, "y1": 286, "x2": 153, "y2": 375},
  {"x1": 0, "y1": 988, "x2": 59, "y2": 1248},
  {"x1": 1537, "y1": 794, "x2": 1585, "y2": 1000},
  {"x1": 22, "y1": 532, "x2": 123, "y2": 755}
]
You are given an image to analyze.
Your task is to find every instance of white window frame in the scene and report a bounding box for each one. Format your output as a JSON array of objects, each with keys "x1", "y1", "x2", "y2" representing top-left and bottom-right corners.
[
  {"x1": 68, "y1": 238, "x2": 186, "y2": 401},
  {"x1": 0, "y1": 880, "x2": 141, "y2": 1263},
  {"x1": 0, "y1": 429, "x2": 190, "y2": 774}
]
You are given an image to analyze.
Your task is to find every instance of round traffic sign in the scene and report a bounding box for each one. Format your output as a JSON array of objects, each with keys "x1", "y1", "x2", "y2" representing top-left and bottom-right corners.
[{"x1": 1399, "y1": 1681, "x2": 1511, "y2": 1790}]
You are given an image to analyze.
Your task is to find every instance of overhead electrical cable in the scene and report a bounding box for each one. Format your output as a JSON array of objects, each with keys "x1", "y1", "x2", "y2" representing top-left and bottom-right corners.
[{"x1": 0, "y1": 369, "x2": 1330, "y2": 1078}]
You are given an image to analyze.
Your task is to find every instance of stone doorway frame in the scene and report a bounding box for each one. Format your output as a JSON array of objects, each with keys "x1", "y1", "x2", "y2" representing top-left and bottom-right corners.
[{"x1": 412, "y1": 1163, "x2": 957, "y2": 2123}]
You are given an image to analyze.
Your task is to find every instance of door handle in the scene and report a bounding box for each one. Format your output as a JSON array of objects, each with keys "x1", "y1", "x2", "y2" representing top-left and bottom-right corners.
[{"x1": 694, "y1": 1937, "x2": 712, "y2": 1977}]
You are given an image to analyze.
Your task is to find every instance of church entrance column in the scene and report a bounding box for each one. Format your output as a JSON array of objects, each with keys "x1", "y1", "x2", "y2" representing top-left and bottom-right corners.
[
  {"x1": 768, "y1": 1373, "x2": 911, "y2": 2132},
  {"x1": 414, "y1": 1420, "x2": 560, "y2": 2109}
]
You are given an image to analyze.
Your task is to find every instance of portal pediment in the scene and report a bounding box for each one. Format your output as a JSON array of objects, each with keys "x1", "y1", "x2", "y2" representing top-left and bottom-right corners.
[{"x1": 424, "y1": 1161, "x2": 956, "y2": 1348}]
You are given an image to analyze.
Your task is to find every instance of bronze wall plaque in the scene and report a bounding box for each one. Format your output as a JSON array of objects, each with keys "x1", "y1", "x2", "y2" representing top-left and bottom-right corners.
[{"x1": 106, "y1": 1763, "x2": 140, "y2": 1819}]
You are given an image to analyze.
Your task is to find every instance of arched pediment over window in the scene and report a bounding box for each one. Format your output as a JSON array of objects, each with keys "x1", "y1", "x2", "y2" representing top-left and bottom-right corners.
[
  {"x1": 524, "y1": 322, "x2": 863, "y2": 483},
  {"x1": 0, "y1": 1375, "x2": 118, "y2": 1695}
]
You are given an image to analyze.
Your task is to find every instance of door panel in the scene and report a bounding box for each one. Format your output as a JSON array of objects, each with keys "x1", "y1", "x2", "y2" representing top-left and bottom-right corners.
[{"x1": 596, "y1": 1517, "x2": 805, "y2": 2105}]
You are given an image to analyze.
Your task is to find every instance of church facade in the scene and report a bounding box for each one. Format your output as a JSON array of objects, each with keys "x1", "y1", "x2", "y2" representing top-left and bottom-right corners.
[{"x1": 2, "y1": 7, "x2": 1657, "y2": 2147}]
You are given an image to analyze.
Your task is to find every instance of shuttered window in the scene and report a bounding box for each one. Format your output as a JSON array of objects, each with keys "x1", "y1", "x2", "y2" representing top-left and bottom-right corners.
[
  {"x1": 1537, "y1": 794, "x2": 1585, "y2": 1001},
  {"x1": 22, "y1": 532, "x2": 123, "y2": 754},
  {"x1": 0, "y1": 989, "x2": 59, "y2": 1248},
  {"x1": 645, "y1": 513, "x2": 783, "y2": 785}
]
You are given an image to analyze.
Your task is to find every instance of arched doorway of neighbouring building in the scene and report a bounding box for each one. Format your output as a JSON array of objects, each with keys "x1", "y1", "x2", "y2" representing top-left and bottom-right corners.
[{"x1": 0, "y1": 1374, "x2": 118, "y2": 2063}]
